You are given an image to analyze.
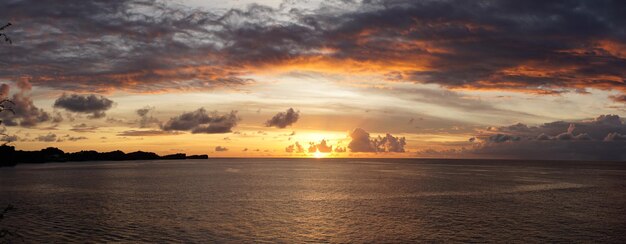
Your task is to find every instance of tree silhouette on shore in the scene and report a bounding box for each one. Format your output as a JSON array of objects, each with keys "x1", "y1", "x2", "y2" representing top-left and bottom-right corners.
[
  {"x1": 0, "y1": 23, "x2": 11, "y2": 44},
  {"x1": 0, "y1": 99, "x2": 15, "y2": 146},
  {"x1": 0, "y1": 22, "x2": 19, "y2": 243},
  {"x1": 0, "y1": 22, "x2": 13, "y2": 137}
]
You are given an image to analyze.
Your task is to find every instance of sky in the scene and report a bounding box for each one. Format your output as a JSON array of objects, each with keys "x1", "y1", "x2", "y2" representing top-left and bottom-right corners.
[{"x1": 1, "y1": 0, "x2": 625, "y2": 160}]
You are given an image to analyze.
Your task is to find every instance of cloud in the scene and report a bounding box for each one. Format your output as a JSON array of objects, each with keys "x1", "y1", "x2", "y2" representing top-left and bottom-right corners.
[
  {"x1": 351, "y1": 1, "x2": 626, "y2": 95},
  {"x1": 0, "y1": 0, "x2": 624, "y2": 98},
  {"x1": 604, "y1": 132, "x2": 626, "y2": 141},
  {"x1": 53, "y1": 94, "x2": 114, "y2": 119},
  {"x1": 136, "y1": 106, "x2": 161, "y2": 128},
  {"x1": 136, "y1": 107, "x2": 151, "y2": 117},
  {"x1": 36, "y1": 133, "x2": 57, "y2": 142},
  {"x1": 610, "y1": 95, "x2": 626, "y2": 103},
  {"x1": 70, "y1": 123, "x2": 99, "y2": 133},
  {"x1": 116, "y1": 130, "x2": 182, "y2": 136},
  {"x1": 1, "y1": 134, "x2": 18, "y2": 144},
  {"x1": 425, "y1": 114, "x2": 626, "y2": 160},
  {"x1": 0, "y1": 80, "x2": 50, "y2": 127},
  {"x1": 488, "y1": 134, "x2": 521, "y2": 143},
  {"x1": 285, "y1": 141, "x2": 305, "y2": 153},
  {"x1": 54, "y1": 134, "x2": 89, "y2": 142},
  {"x1": 215, "y1": 146, "x2": 228, "y2": 151},
  {"x1": 66, "y1": 136, "x2": 88, "y2": 141},
  {"x1": 478, "y1": 115, "x2": 626, "y2": 142},
  {"x1": 307, "y1": 139, "x2": 333, "y2": 153},
  {"x1": 286, "y1": 140, "x2": 340, "y2": 153},
  {"x1": 316, "y1": 139, "x2": 333, "y2": 153},
  {"x1": 348, "y1": 128, "x2": 406, "y2": 153},
  {"x1": 374, "y1": 133, "x2": 408, "y2": 153},
  {"x1": 0, "y1": 84, "x2": 8, "y2": 98},
  {"x1": 439, "y1": 140, "x2": 626, "y2": 161},
  {"x1": 348, "y1": 128, "x2": 376, "y2": 152},
  {"x1": 0, "y1": 0, "x2": 254, "y2": 93},
  {"x1": 51, "y1": 111, "x2": 63, "y2": 123},
  {"x1": 162, "y1": 108, "x2": 239, "y2": 134},
  {"x1": 265, "y1": 108, "x2": 300, "y2": 128},
  {"x1": 224, "y1": 0, "x2": 626, "y2": 97}
]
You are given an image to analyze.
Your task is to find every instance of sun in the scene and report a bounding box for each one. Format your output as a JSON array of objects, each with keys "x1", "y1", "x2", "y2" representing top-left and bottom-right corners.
[{"x1": 313, "y1": 149, "x2": 326, "y2": 158}]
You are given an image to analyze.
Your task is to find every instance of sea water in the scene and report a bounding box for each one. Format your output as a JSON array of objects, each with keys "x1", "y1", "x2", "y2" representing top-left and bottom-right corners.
[{"x1": 1, "y1": 158, "x2": 625, "y2": 242}]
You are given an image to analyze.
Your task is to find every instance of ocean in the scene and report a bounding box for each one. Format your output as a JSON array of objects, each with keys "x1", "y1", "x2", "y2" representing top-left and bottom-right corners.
[{"x1": 1, "y1": 158, "x2": 625, "y2": 242}]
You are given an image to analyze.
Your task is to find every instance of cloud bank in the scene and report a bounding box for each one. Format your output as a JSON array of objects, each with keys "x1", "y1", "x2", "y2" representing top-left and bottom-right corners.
[
  {"x1": 0, "y1": 0, "x2": 624, "y2": 99},
  {"x1": 422, "y1": 114, "x2": 626, "y2": 161}
]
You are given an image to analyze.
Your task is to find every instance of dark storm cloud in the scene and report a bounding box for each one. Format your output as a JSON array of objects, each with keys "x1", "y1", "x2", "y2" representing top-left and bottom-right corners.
[
  {"x1": 54, "y1": 94, "x2": 114, "y2": 119},
  {"x1": 2, "y1": 0, "x2": 625, "y2": 96},
  {"x1": 0, "y1": 0, "x2": 251, "y2": 92},
  {"x1": 265, "y1": 108, "x2": 300, "y2": 128},
  {"x1": 0, "y1": 81, "x2": 50, "y2": 127},
  {"x1": 348, "y1": 128, "x2": 406, "y2": 153},
  {"x1": 344, "y1": 1, "x2": 626, "y2": 95},
  {"x1": 162, "y1": 108, "x2": 239, "y2": 134},
  {"x1": 441, "y1": 114, "x2": 626, "y2": 160}
]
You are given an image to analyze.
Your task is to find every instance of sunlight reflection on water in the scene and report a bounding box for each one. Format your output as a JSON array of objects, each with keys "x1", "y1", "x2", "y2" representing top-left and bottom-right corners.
[{"x1": 1, "y1": 158, "x2": 625, "y2": 242}]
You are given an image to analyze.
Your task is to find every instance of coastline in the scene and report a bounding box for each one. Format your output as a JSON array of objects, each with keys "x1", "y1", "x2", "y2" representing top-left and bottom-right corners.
[{"x1": 0, "y1": 145, "x2": 208, "y2": 167}]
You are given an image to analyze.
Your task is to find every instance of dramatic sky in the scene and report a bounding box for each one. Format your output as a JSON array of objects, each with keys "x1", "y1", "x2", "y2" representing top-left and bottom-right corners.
[{"x1": 1, "y1": 0, "x2": 625, "y2": 160}]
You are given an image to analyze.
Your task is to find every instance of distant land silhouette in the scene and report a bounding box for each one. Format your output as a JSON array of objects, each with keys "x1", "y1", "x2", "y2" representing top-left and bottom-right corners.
[{"x1": 0, "y1": 145, "x2": 208, "y2": 167}]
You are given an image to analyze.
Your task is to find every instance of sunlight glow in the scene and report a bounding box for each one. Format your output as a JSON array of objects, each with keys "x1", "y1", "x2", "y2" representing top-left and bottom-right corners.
[{"x1": 313, "y1": 149, "x2": 325, "y2": 158}]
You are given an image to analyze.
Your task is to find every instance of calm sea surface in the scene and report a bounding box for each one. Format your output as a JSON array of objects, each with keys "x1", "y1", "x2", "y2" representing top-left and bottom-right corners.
[{"x1": 1, "y1": 158, "x2": 625, "y2": 243}]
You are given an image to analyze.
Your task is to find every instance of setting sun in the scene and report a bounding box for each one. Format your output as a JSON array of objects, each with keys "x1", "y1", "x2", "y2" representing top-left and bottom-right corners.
[{"x1": 313, "y1": 149, "x2": 325, "y2": 158}]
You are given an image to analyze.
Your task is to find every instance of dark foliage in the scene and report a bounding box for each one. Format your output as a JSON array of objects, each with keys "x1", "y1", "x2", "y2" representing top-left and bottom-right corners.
[
  {"x1": 0, "y1": 23, "x2": 10, "y2": 44},
  {"x1": 0, "y1": 145, "x2": 208, "y2": 167},
  {"x1": 186, "y1": 154, "x2": 209, "y2": 159},
  {"x1": 161, "y1": 153, "x2": 187, "y2": 160}
]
